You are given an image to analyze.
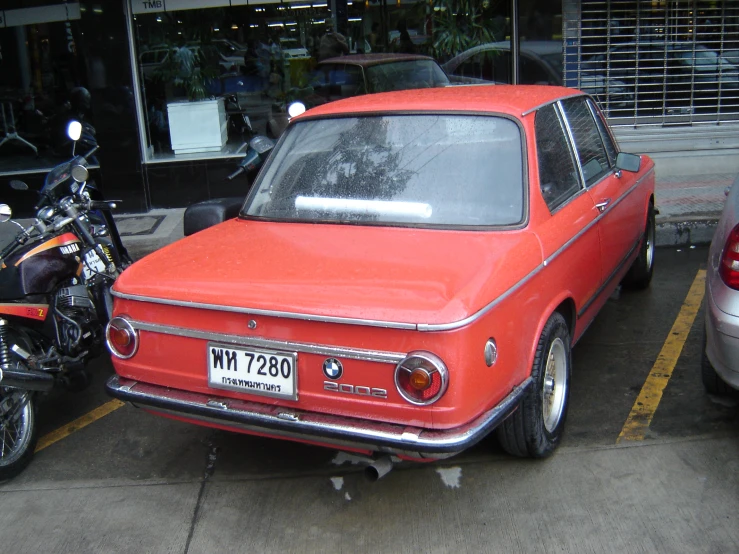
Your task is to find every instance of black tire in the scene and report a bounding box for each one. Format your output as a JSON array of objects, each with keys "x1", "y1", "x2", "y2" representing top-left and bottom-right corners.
[
  {"x1": 701, "y1": 327, "x2": 732, "y2": 395},
  {"x1": 0, "y1": 390, "x2": 38, "y2": 481},
  {"x1": 497, "y1": 312, "x2": 571, "y2": 458},
  {"x1": 622, "y1": 203, "x2": 655, "y2": 290}
]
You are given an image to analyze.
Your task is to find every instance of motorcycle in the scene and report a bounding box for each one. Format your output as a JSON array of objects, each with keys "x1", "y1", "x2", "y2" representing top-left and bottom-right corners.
[
  {"x1": 183, "y1": 134, "x2": 276, "y2": 236},
  {"x1": 0, "y1": 121, "x2": 128, "y2": 479}
]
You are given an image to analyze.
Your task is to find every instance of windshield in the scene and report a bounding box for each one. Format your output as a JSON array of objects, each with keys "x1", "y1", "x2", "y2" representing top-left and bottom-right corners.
[
  {"x1": 243, "y1": 114, "x2": 524, "y2": 227},
  {"x1": 365, "y1": 60, "x2": 450, "y2": 92},
  {"x1": 42, "y1": 159, "x2": 74, "y2": 194}
]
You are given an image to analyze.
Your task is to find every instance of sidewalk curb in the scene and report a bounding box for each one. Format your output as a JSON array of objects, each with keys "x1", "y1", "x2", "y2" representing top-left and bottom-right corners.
[{"x1": 655, "y1": 216, "x2": 719, "y2": 247}]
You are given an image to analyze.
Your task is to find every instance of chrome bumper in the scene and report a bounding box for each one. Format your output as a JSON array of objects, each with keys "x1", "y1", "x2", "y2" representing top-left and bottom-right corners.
[{"x1": 106, "y1": 375, "x2": 531, "y2": 458}]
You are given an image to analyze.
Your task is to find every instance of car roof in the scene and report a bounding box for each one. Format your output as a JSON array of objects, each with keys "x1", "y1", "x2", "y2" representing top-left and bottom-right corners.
[
  {"x1": 317, "y1": 53, "x2": 437, "y2": 67},
  {"x1": 294, "y1": 84, "x2": 581, "y2": 119}
]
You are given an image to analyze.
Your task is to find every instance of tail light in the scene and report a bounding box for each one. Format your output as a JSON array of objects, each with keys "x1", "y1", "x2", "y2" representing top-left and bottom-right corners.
[
  {"x1": 719, "y1": 224, "x2": 739, "y2": 290},
  {"x1": 106, "y1": 316, "x2": 139, "y2": 359},
  {"x1": 394, "y1": 351, "x2": 448, "y2": 405}
]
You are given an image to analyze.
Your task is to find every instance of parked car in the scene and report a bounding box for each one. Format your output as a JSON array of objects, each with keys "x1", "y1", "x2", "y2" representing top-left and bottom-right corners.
[
  {"x1": 306, "y1": 53, "x2": 449, "y2": 104},
  {"x1": 105, "y1": 85, "x2": 655, "y2": 465},
  {"x1": 442, "y1": 41, "x2": 634, "y2": 114},
  {"x1": 702, "y1": 176, "x2": 739, "y2": 395},
  {"x1": 279, "y1": 37, "x2": 310, "y2": 59},
  {"x1": 139, "y1": 44, "x2": 244, "y2": 81}
]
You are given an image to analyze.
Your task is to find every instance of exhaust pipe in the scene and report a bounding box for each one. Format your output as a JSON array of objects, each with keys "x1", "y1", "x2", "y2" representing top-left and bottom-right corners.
[
  {"x1": 364, "y1": 456, "x2": 394, "y2": 482},
  {"x1": 0, "y1": 367, "x2": 55, "y2": 392}
]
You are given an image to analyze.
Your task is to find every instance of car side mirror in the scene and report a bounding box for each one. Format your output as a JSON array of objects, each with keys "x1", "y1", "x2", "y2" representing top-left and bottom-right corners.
[{"x1": 615, "y1": 152, "x2": 641, "y2": 173}]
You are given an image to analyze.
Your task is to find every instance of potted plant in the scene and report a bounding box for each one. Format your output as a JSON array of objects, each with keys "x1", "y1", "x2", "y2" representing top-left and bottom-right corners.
[{"x1": 154, "y1": 44, "x2": 227, "y2": 155}]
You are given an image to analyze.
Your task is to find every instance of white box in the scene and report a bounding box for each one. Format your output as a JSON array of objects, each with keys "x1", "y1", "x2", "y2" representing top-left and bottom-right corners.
[{"x1": 167, "y1": 97, "x2": 227, "y2": 155}]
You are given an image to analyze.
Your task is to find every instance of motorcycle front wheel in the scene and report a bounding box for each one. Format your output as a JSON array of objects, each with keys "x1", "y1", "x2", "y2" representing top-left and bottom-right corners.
[{"x1": 0, "y1": 389, "x2": 38, "y2": 481}]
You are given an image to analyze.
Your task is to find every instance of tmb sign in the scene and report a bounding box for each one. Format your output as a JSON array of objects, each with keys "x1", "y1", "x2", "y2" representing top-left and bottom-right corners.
[{"x1": 132, "y1": 1, "x2": 166, "y2": 14}]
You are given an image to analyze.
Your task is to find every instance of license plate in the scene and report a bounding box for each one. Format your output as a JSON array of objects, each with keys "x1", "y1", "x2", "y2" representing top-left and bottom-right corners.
[
  {"x1": 82, "y1": 249, "x2": 106, "y2": 280},
  {"x1": 207, "y1": 343, "x2": 297, "y2": 400}
]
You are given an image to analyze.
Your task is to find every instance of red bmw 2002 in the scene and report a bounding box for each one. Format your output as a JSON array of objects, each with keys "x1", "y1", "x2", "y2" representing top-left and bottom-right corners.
[{"x1": 106, "y1": 85, "x2": 655, "y2": 464}]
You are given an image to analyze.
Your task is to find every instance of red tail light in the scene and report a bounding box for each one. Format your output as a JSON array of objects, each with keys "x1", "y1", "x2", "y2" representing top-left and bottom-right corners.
[
  {"x1": 106, "y1": 316, "x2": 139, "y2": 359},
  {"x1": 394, "y1": 351, "x2": 448, "y2": 405},
  {"x1": 720, "y1": 224, "x2": 739, "y2": 290}
]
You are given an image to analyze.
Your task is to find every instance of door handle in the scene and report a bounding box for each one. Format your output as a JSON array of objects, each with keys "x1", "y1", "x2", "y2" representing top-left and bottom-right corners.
[{"x1": 595, "y1": 199, "x2": 611, "y2": 213}]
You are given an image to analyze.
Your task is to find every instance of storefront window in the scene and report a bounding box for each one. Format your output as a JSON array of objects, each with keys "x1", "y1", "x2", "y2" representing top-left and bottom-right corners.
[
  {"x1": 130, "y1": 0, "x2": 564, "y2": 163},
  {"x1": 131, "y1": 0, "x2": 368, "y2": 162},
  {"x1": 0, "y1": 1, "x2": 91, "y2": 175}
]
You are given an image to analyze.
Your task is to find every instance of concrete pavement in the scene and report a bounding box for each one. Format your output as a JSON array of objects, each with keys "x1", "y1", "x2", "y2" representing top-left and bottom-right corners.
[{"x1": 0, "y1": 434, "x2": 736, "y2": 553}]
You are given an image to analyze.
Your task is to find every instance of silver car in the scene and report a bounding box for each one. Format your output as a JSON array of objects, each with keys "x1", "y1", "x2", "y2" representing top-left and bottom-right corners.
[{"x1": 703, "y1": 176, "x2": 739, "y2": 394}]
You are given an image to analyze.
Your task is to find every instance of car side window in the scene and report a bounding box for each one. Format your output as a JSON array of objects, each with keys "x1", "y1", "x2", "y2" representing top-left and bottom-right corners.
[
  {"x1": 535, "y1": 103, "x2": 582, "y2": 212},
  {"x1": 588, "y1": 99, "x2": 619, "y2": 166},
  {"x1": 560, "y1": 97, "x2": 610, "y2": 187}
]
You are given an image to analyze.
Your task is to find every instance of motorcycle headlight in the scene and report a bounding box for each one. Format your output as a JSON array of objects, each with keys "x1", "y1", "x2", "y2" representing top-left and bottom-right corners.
[{"x1": 37, "y1": 206, "x2": 56, "y2": 221}]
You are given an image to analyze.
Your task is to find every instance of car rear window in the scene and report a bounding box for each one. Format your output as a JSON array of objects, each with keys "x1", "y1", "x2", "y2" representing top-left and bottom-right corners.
[
  {"x1": 243, "y1": 114, "x2": 524, "y2": 227},
  {"x1": 365, "y1": 60, "x2": 450, "y2": 92}
]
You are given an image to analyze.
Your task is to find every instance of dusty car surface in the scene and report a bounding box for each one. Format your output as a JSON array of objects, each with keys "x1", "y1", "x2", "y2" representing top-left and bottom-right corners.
[
  {"x1": 105, "y1": 85, "x2": 656, "y2": 462},
  {"x1": 702, "y1": 176, "x2": 739, "y2": 394}
]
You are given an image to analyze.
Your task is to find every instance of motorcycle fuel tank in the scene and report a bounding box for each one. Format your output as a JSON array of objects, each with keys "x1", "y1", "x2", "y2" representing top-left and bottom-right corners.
[{"x1": 0, "y1": 232, "x2": 82, "y2": 303}]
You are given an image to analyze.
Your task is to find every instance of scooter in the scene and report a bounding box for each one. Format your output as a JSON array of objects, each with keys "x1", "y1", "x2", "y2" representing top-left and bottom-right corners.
[{"x1": 183, "y1": 134, "x2": 276, "y2": 236}]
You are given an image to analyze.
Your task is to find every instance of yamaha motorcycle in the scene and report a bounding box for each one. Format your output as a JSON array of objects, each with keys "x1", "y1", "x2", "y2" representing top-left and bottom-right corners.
[{"x1": 0, "y1": 121, "x2": 128, "y2": 479}]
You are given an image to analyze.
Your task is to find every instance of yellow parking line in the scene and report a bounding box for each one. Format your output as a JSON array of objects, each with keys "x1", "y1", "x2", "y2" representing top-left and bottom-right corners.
[
  {"x1": 35, "y1": 399, "x2": 125, "y2": 453},
  {"x1": 617, "y1": 269, "x2": 706, "y2": 443}
]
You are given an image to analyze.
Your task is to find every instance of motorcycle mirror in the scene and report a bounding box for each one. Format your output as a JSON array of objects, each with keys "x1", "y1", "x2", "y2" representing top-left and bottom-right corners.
[
  {"x1": 67, "y1": 120, "x2": 83, "y2": 142},
  {"x1": 287, "y1": 101, "x2": 306, "y2": 119},
  {"x1": 9, "y1": 180, "x2": 28, "y2": 191},
  {"x1": 248, "y1": 135, "x2": 276, "y2": 155},
  {"x1": 0, "y1": 204, "x2": 11, "y2": 223},
  {"x1": 71, "y1": 164, "x2": 90, "y2": 183}
]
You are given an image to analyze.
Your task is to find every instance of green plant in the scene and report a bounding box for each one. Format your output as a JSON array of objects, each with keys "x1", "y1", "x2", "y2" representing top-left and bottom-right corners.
[
  {"x1": 153, "y1": 45, "x2": 219, "y2": 101},
  {"x1": 432, "y1": 0, "x2": 500, "y2": 60}
]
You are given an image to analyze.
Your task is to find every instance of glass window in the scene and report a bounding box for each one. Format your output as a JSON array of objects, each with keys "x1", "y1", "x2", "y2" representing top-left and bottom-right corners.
[
  {"x1": 535, "y1": 103, "x2": 581, "y2": 211},
  {"x1": 244, "y1": 114, "x2": 524, "y2": 227},
  {"x1": 588, "y1": 98, "x2": 618, "y2": 167},
  {"x1": 365, "y1": 60, "x2": 449, "y2": 92},
  {"x1": 0, "y1": 2, "x2": 89, "y2": 175},
  {"x1": 560, "y1": 96, "x2": 610, "y2": 187}
]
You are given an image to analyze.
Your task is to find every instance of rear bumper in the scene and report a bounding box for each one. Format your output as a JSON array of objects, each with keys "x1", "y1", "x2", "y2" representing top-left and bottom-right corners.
[
  {"x1": 106, "y1": 374, "x2": 531, "y2": 458},
  {"x1": 705, "y1": 282, "x2": 739, "y2": 389}
]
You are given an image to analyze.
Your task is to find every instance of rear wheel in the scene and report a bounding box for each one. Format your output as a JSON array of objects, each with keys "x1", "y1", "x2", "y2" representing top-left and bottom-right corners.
[
  {"x1": 0, "y1": 389, "x2": 37, "y2": 481},
  {"x1": 497, "y1": 312, "x2": 571, "y2": 458},
  {"x1": 701, "y1": 327, "x2": 733, "y2": 395},
  {"x1": 622, "y1": 203, "x2": 655, "y2": 290}
]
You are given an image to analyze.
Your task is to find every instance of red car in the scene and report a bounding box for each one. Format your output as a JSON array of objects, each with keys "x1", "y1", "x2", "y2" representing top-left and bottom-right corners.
[{"x1": 106, "y1": 85, "x2": 655, "y2": 464}]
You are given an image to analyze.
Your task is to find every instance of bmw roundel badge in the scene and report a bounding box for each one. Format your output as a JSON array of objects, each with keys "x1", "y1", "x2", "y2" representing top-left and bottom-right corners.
[{"x1": 323, "y1": 358, "x2": 343, "y2": 380}]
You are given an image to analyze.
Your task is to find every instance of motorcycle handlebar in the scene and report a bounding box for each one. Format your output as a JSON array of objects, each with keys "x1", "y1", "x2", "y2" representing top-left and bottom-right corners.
[
  {"x1": 89, "y1": 200, "x2": 118, "y2": 210},
  {"x1": 227, "y1": 167, "x2": 245, "y2": 180},
  {"x1": 82, "y1": 144, "x2": 100, "y2": 161}
]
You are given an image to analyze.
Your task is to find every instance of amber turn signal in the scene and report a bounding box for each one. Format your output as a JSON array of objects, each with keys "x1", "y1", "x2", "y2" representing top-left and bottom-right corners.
[{"x1": 409, "y1": 368, "x2": 432, "y2": 390}]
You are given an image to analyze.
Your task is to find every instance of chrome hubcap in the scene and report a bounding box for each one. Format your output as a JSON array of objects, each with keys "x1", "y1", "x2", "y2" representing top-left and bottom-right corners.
[
  {"x1": 542, "y1": 338, "x2": 567, "y2": 433},
  {"x1": 645, "y1": 218, "x2": 655, "y2": 271}
]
